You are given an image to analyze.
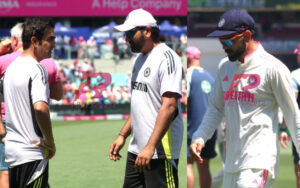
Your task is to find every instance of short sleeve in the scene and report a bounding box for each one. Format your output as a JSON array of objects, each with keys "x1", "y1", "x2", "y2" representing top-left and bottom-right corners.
[
  {"x1": 0, "y1": 51, "x2": 22, "y2": 78},
  {"x1": 52, "y1": 63, "x2": 61, "y2": 84},
  {"x1": 31, "y1": 64, "x2": 49, "y2": 104},
  {"x1": 41, "y1": 58, "x2": 61, "y2": 85},
  {"x1": 159, "y1": 50, "x2": 182, "y2": 96}
]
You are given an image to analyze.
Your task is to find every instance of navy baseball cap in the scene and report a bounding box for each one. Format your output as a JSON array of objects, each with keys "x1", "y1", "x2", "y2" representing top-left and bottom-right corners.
[{"x1": 207, "y1": 9, "x2": 255, "y2": 37}]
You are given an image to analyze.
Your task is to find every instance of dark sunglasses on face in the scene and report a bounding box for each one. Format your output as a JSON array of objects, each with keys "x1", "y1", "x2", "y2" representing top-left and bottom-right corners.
[
  {"x1": 125, "y1": 27, "x2": 146, "y2": 38},
  {"x1": 219, "y1": 32, "x2": 245, "y2": 47}
]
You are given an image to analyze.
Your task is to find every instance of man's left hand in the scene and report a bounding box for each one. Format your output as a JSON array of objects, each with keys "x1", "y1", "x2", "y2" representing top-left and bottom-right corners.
[
  {"x1": 0, "y1": 39, "x2": 11, "y2": 55},
  {"x1": 279, "y1": 131, "x2": 289, "y2": 149},
  {"x1": 135, "y1": 145, "x2": 155, "y2": 172}
]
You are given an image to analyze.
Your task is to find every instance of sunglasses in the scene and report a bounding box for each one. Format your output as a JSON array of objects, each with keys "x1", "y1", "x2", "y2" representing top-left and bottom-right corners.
[
  {"x1": 125, "y1": 27, "x2": 146, "y2": 38},
  {"x1": 220, "y1": 32, "x2": 245, "y2": 47}
]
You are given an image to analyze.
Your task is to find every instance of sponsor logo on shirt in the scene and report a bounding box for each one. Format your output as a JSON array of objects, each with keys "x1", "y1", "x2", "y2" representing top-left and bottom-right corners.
[
  {"x1": 201, "y1": 80, "x2": 211, "y2": 93},
  {"x1": 223, "y1": 75, "x2": 228, "y2": 81},
  {"x1": 131, "y1": 81, "x2": 148, "y2": 92},
  {"x1": 224, "y1": 74, "x2": 260, "y2": 103}
]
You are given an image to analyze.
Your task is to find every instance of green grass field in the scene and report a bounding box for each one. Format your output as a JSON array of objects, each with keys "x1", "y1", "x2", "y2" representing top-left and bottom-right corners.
[
  {"x1": 50, "y1": 119, "x2": 297, "y2": 187},
  {"x1": 50, "y1": 119, "x2": 187, "y2": 187}
]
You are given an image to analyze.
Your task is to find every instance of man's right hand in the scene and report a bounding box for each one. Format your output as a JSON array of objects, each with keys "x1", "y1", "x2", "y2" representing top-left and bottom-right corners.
[
  {"x1": 189, "y1": 140, "x2": 204, "y2": 163},
  {"x1": 34, "y1": 140, "x2": 56, "y2": 160},
  {"x1": 109, "y1": 135, "x2": 125, "y2": 161},
  {"x1": 279, "y1": 131, "x2": 289, "y2": 149}
]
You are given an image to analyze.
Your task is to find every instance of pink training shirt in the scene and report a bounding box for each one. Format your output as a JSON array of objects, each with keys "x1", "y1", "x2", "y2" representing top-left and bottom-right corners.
[
  {"x1": 0, "y1": 50, "x2": 60, "y2": 85},
  {"x1": 0, "y1": 49, "x2": 61, "y2": 120},
  {"x1": 40, "y1": 58, "x2": 61, "y2": 85}
]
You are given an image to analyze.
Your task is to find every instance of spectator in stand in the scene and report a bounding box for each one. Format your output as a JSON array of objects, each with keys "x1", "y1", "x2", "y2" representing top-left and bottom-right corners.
[
  {"x1": 81, "y1": 58, "x2": 93, "y2": 73},
  {"x1": 69, "y1": 35, "x2": 78, "y2": 58},
  {"x1": 113, "y1": 37, "x2": 120, "y2": 64},
  {"x1": 69, "y1": 35, "x2": 77, "y2": 47},
  {"x1": 119, "y1": 86, "x2": 130, "y2": 104},
  {"x1": 77, "y1": 86, "x2": 93, "y2": 115},
  {"x1": 117, "y1": 35, "x2": 128, "y2": 59},
  {"x1": 59, "y1": 64, "x2": 68, "y2": 83},
  {"x1": 78, "y1": 36, "x2": 87, "y2": 59},
  {"x1": 68, "y1": 64, "x2": 77, "y2": 83},
  {"x1": 87, "y1": 36, "x2": 98, "y2": 60},
  {"x1": 106, "y1": 84, "x2": 117, "y2": 104},
  {"x1": 90, "y1": 59, "x2": 96, "y2": 73},
  {"x1": 176, "y1": 46, "x2": 183, "y2": 57},
  {"x1": 60, "y1": 35, "x2": 66, "y2": 59}
]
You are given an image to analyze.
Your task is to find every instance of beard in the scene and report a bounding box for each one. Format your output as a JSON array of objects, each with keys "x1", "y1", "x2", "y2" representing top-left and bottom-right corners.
[
  {"x1": 225, "y1": 41, "x2": 246, "y2": 62},
  {"x1": 129, "y1": 32, "x2": 145, "y2": 53}
]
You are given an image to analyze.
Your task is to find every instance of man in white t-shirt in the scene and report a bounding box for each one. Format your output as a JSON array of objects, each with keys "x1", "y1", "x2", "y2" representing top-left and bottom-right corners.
[
  {"x1": 4, "y1": 18, "x2": 56, "y2": 187},
  {"x1": 190, "y1": 9, "x2": 300, "y2": 187},
  {"x1": 109, "y1": 8, "x2": 184, "y2": 188}
]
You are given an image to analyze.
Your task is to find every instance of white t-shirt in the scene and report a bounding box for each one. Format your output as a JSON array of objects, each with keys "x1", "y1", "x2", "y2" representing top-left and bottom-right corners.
[
  {"x1": 4, "y1": 56, "x2": 49, "y2": 167},
  {"x1": 192, "y1": 43, "x2": 300, "y2": 178},
  {"x1": 129, "y1": 43, "x2": 184, "y2": 160}
]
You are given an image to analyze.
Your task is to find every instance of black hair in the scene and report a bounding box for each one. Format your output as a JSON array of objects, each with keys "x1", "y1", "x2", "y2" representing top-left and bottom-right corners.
[
  {"x1": 22, "y1": 18, "x2": 54, "y2": 50},
  {"x1": 250, "y1": 28, "x2": 256, "y2": 39},
  {"x1": 150, "y1": 27, "x2": 160, "y2": 43}
]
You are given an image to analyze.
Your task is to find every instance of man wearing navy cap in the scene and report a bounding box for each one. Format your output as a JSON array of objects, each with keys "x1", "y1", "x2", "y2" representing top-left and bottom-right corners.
[{"x1": 190, "y1": 9, "x2": 300, "y2": 187}]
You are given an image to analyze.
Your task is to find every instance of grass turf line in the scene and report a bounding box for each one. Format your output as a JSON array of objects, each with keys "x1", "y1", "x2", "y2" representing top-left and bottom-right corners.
[{"x1": 50, "y1": 119, "x2": 187, "y2": 187}]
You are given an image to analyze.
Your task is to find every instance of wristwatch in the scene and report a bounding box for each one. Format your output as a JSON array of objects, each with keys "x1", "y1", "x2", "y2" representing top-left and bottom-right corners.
[{"x1": 0, "y1": 132, "x2": 6, "y2": 144}]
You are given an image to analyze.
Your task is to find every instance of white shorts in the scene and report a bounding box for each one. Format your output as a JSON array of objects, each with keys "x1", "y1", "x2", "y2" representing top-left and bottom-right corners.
[{"x1": 223, "y1": 169, "x2": 274, "y2": 188}]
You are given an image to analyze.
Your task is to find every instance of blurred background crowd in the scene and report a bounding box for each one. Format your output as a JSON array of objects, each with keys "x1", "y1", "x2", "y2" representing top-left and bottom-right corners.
[{"x1": 0, "y1": 17, "x2": 187, "y2": 110}]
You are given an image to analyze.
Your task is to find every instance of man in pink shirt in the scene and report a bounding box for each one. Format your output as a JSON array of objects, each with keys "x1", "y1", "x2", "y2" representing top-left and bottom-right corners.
[
  {"x1": 0, "y1": 23, "x2": 62, "y2": 99},
  {"x1": 0, "y1": 22, "x2": 62, "y2": 188}
]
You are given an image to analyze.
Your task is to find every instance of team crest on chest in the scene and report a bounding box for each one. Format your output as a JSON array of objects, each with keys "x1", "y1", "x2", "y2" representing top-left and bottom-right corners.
[
  {"x1": 247, "y1": 75, "x2": 258, "y2": 86},
  {"x1": 144, "y1": 67, "x2": 151, "y2": 77}
]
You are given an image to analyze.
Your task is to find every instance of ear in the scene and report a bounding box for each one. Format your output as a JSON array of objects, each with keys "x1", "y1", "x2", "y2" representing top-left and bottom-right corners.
[
  {"x1": 11, "y1": 36, "x2": 18, "y2": 47},
  {"x1": 144, "y1": 26, "x2": 152, "y2": 39},
  {"x1": 244, "y1": 30, "x2": 252, "y2": 42},
  {"x1": 31, "y1": 36, "x2": 39, "y2": 48}
]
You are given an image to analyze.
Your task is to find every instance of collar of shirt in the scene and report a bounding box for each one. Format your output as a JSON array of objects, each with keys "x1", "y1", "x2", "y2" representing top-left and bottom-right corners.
[
  {"x1": 188, "y1": 66, "x2": 204, "y2": 72},
  {"x1": 236, "y1": 42, "x2": 264, "y2": 68}
]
